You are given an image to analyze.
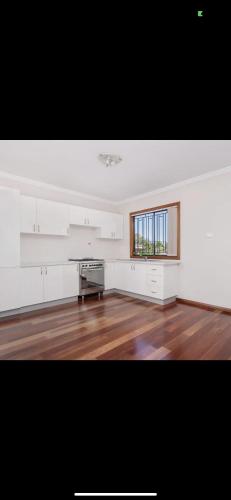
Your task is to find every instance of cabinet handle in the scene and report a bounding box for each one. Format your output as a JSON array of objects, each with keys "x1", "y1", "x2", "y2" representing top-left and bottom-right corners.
[
  {"x1": 41, "y1": 267, "x2": 43, "y2": 275},
  {"x1": 151, "y1": 291, "x2": 157, "y2": 294},
  {"x1": 33, "y1": 223, "x2": 36, "y2": 232},
  {"x1": 88, "y1": 219, "x2": 90, "y2": 225},
  {"x1": 38, "y1": 224, "x2": 40, "y2": 232},
  {"x1": 151, "y1": 280, "x2": 157, "y2": 283},
  {"x1": 45, "y1": 267, "x2": 47, "y2": 275}
]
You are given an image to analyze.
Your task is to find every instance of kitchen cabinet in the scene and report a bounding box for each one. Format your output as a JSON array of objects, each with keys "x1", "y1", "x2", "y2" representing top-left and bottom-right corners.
[
  {"x1": 97, "y1": 212, "x2": 124, "y2": 240},
  {"x1": 62, "y1": 264, "x2": 79, "y2": 298},
  {"x1": 70, "y1": 205, "x2": 100, "y2": 228},
  {"x1": 20, "y1": 195, "x2": 37, "y2": 234},
  {"x1": 105, "y1": 262, "x2": 117, "y2": 290},
  {"x1": 111, "y1": 261, "x2": 179, "y2": 302},
  {"x1": 43, "y1": 265, "x2": 63, "y2": 302},
  {"x1": 20, "y1": 266, "x2": 44, "y2": 306},
  {"x1": 0, "y1": 188, "x2": 20, "y2": 266},
  {"x1": 115, "y1": 262, "x2": 147, "y2": 295},
  {"x1": 0, "y1": 268, "x2": 21, "y2": 312},
  {"x1": 20, "y1": 195, "x2": 124, "y2": 240},
  {"x1": 20, "y1": 196, "x2": 69, "y2": 236},
  {"x1": 36, "y1": 199, "x2": 69, "y2": 236},
  {"x1": 20, "y1": 264, "x2": 79, "y2": 308}
]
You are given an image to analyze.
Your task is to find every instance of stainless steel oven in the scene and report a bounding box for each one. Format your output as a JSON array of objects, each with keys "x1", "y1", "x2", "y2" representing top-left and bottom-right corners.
[{"x1": 79, "y1": 261, "x2": 104, "y2": 301}]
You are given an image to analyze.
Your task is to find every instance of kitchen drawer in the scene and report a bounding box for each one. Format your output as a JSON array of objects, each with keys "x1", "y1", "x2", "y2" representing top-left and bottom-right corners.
[
  {"x1": 146, "y1": 273, "x2": 163, "y2": 286},
  {"x1": 146, "y1": 265, "x2": 164, "y2": 276},
  {"x1": 146, "y1": 281, "x2": 163, "y2": 293}
]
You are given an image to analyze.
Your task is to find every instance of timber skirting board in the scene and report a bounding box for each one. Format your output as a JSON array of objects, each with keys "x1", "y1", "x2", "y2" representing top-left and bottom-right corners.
[{"x1": 176, "y1": 298, "x2": 231, "y2": 315}]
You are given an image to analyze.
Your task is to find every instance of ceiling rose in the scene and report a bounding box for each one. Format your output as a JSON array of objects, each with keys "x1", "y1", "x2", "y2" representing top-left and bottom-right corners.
[{"x1": 98, "y1": 153, "x2": 123, "y2": 168}]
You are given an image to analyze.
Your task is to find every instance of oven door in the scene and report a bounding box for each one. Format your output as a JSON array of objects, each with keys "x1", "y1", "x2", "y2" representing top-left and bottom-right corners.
[{"x1": 80, "y1": 267, "x2": 104, "y2": 291}]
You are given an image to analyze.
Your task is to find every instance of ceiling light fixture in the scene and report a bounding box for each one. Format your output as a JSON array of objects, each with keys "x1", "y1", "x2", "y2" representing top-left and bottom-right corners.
[{"x1": 98, "y1": 153, "x2": 123, "y2": 168}]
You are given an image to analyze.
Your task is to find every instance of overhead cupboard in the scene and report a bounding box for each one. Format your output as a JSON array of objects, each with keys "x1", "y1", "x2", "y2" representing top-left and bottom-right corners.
[
  {"x1": 20, "y1": 196, "x2": 70, "y2": 236},
  {"x1": 20, "y1": 195, "x2": 124, "y2": 239}
]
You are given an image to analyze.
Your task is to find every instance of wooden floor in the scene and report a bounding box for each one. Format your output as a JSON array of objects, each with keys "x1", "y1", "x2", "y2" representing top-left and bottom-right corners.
[{"x1": 0, "y1": 293, "x2": 231, "y2": 360}]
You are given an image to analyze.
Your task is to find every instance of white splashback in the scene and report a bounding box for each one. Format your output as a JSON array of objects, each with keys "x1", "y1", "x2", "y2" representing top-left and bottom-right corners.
[{"x1": 20, "y1": 225, "x2": 121, "y2": 264}]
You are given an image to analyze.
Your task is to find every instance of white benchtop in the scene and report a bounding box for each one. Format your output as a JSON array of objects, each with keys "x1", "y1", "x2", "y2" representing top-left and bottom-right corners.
[
  {"x1": 106, "y1": 259, "x2": 181, "y2": 266},
  {"x1": 20, "y1": 261, "x2": 78, "y2": 268}
]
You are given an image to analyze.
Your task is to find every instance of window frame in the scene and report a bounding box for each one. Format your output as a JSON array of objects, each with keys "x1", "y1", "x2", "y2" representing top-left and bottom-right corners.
[{"x1": 130, "y1": 201, "x2": 181, "y2": 260}]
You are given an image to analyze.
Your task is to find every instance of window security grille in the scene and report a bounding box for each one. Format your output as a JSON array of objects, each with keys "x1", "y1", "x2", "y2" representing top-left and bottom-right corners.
[{"x1": 133, "y1": 209, "x2": 168, "y2": 256}]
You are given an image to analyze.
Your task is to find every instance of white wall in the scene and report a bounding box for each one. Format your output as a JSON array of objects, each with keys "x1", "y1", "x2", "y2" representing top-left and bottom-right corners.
[
  {"x1": 20, "y1": 226, "x2": 121, "y2": 263},
  {"x1": 119, "y1": 170, "x2": 231, "y2": 309}
]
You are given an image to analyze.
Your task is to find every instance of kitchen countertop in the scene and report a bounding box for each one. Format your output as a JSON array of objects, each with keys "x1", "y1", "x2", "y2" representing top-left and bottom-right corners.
[
  {"x1": 20, "y1": 259, "x2": 181, "y2": 268},
  {"x1": 20, "y1": 261, "x2": 79, "y2": 268},
  {"x1": 106, "y1": 259, "x2": 181, "y2": 265}
]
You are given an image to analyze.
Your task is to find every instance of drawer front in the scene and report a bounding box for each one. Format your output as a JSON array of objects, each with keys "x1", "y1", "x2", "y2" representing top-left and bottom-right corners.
[
  {"x1": 146, "y1": 282, "x2": 162, "y2": 293},
  {"x1": 146, "y1": 265, "x2": 164, "y2": 276},
  {"x1": 146, "y1": 273, "x2": 163, "y2": 287}
]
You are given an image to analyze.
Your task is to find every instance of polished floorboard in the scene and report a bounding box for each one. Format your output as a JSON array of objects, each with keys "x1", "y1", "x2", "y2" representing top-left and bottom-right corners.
[{"x1": 0, "y1": 293, "x2": 231, "y2": 360}]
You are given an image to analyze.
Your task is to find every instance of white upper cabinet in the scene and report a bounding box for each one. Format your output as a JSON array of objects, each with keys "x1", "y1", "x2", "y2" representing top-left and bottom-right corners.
[
  {"x1": 20, "y1": 196, "x2": 69, "y2": 236},
  {"x1": 36, "y1": 199, "x2": 69, "y2": 236},
  {"x1": 20, "y1": 195, "x2": 37, "y2": 234},
  {"x1": 96, "y1": 212, "x2": 124, "y2": 240},
  {"x1": 70, "y1": 205, "x2": 87, "y2": 226},
  {"x1": 20, "y1": 195, "x2": 124, "y2": 240},
  {"x1": 114, "y1": 213, "x2": 124, "y2": 239},
  {"x1": 0, "y1": 188, "x2": 20, "y2": 267},
  {"x1": 70, "y1": 205, "x2": 100, "y2": 228}
]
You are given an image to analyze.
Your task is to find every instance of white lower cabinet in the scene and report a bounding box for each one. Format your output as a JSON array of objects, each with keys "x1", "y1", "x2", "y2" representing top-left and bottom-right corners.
[
  {"x1": 106, "y1": 261, "x2": 179, "y2": 301},
  {"x1": 20, "y1": 264, "x2": 79, "y2": 308},
  {"x1": 115, "y1": 262, "x2": 147, "y2": 295},
  {"x1": 20, "y1": 267, "x2": 44, "y2": 307},
  {"x1": 0, "y1": 268, "x2": 21, "y2": 312},
  {"x1": 62, "y1": 264, "x2": 79, "y2": 298},
  {"x1": 105, "y1": 262, "x2": 117, "y2": 290},
  {"x1": 43, "y1": 265, "x2": 63, "y2": 302}
]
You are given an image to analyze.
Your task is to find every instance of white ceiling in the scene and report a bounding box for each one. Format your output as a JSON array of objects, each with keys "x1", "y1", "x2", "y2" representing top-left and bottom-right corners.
[{"x1": 0, "y1": 140, "x2": 231, "y2": 203}]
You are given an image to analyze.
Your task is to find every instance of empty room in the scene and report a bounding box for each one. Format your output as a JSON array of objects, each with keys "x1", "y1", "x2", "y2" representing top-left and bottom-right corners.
[{"x1": 0, "y1": 139, "x2": 231, "y2": 360}]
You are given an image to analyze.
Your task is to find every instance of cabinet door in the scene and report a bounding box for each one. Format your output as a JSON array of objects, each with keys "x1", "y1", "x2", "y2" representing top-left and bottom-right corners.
[
  {"x1": 0, "y1": 268, "x2": 20, "y2": 312},
  {"x1": 0, "y1": 188, "x2": 20, "y2": 266},
  {"x1": 87, "y1": 208, "x2": 101, "y2": 227},
  {"x1": 132, "y1": 264, "x2": 147, "y2": 295},
  {"x1": 97, "y1": 212, "x2": 116, "y2": 239},
  {"x1": 105, "y1": 262, "x2": 117, "y2": 290},
  {"x1": 37, "y1": 199, "x2": 69, "y2": 235},
  {"x1": 114, "y1": 214, "x2": 124, "y2": 239},
  {"x1": 20, "y1": 267, "x2": 44, "y2": 307},
  {"x1": 20, "y1": 195, "x2": 37, "y2": 234},
  {"x1": 62, "y1": 265, "x2": 79, "y2": 298},
  {"x1": 43, "y1": 265, "x2": 63, "y2": 302},
  {"x1": 70, "y1": 205, "x2": 88, "y2": 226},
  {"x1": 114, "y1": 262, "x2": 131, "y2": 291}
]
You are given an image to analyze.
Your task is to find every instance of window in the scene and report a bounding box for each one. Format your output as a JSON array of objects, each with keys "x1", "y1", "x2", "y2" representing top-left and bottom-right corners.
[{"x1": 130, "y1": 202, "x2": 180, "y2": 260}]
